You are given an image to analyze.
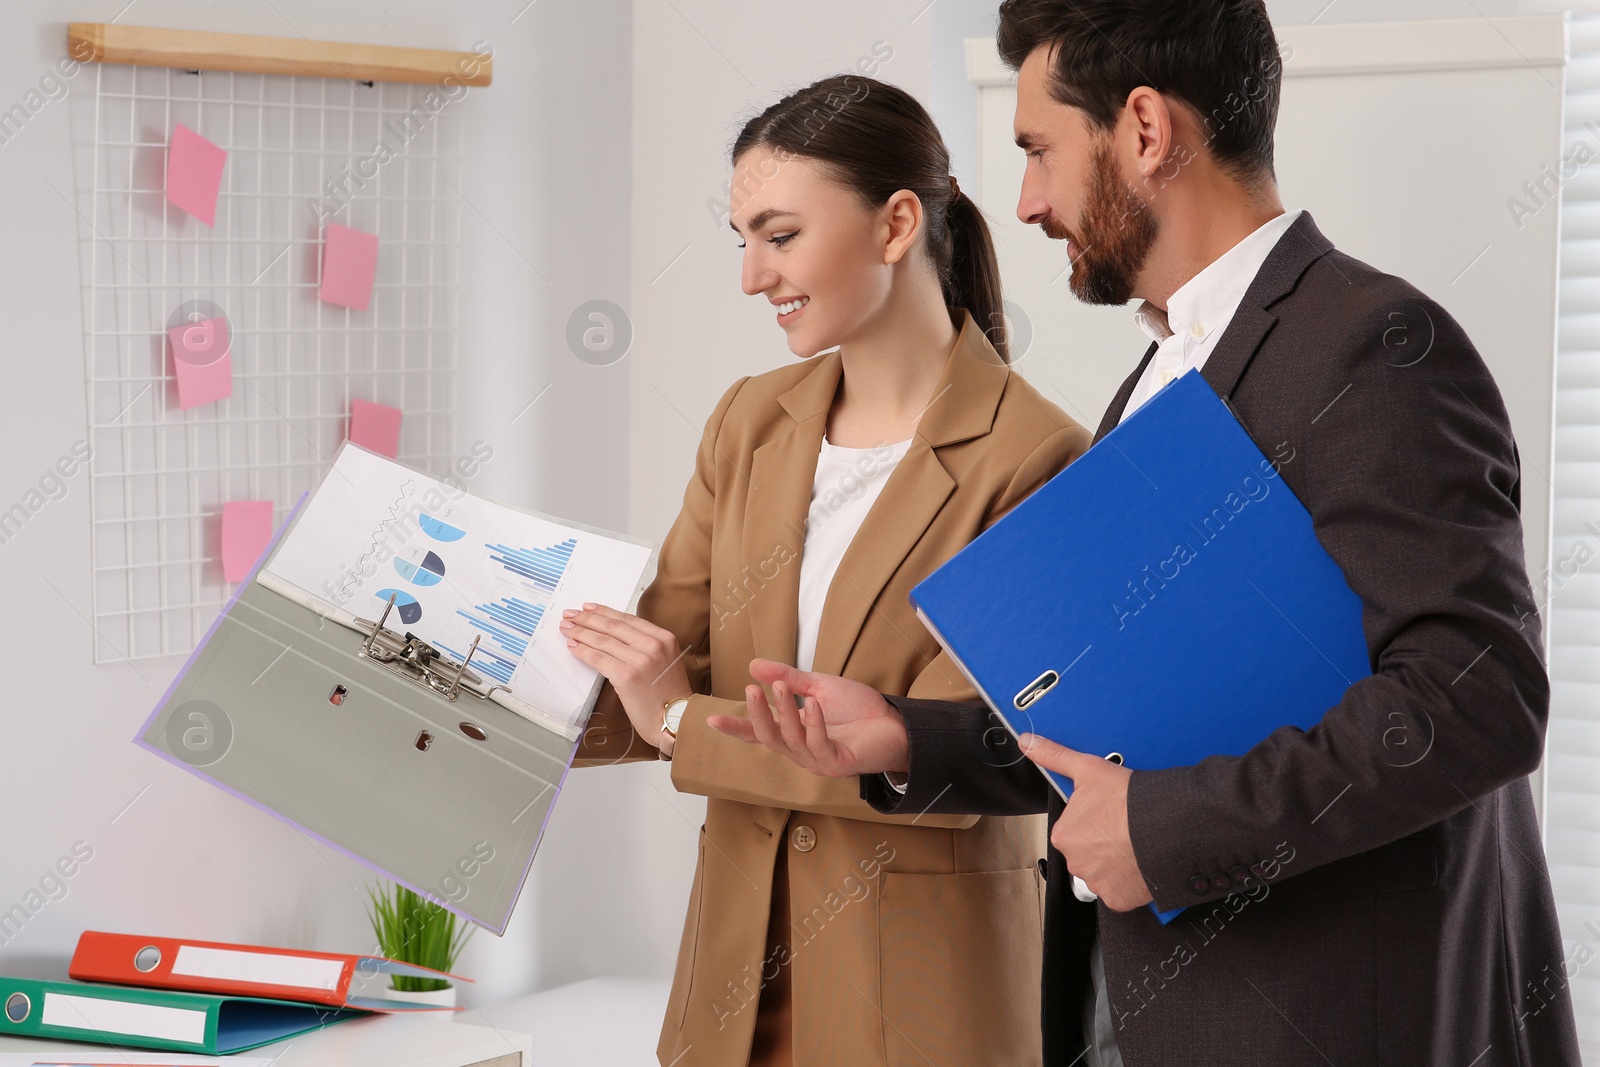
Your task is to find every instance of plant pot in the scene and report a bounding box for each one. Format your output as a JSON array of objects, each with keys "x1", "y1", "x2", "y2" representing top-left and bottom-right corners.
[{"x1": 384, "y1": 983, "x2": 457, "y2": 1010}]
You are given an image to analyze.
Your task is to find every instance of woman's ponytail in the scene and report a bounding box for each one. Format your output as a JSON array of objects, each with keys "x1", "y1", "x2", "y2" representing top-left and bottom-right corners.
[{"x1": 942, "y1": 185, "x2": 1009, "y2": 363}]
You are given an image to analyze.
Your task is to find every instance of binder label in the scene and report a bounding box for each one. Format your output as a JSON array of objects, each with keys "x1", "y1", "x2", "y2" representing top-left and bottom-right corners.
[
  {"x1": 41, "y1": 992, "x2": 206, "y2": 1044},
  {"x1": 172, "y1": 945, "x2": 343, "y2": 991}
]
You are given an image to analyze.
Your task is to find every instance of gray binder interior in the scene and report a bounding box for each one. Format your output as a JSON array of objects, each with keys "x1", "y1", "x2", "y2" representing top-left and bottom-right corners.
[{"x1": 139, "y1": 570, "x2": 578, "y2": 936}]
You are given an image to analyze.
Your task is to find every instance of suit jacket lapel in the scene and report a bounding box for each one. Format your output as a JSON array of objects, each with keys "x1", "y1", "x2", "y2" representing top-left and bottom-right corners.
[
  {"x1": 1095, "y1": 341, "x2": 1157, "y2": 443},
  {"x1": 1201, "y1": 211, "x2": 1335, "y2": 401}
]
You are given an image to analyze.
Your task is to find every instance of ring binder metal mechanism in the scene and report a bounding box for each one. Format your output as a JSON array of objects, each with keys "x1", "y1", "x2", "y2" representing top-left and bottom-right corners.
[{"x1": 357, "y1": 592, "x2": 503, "y2": 704}]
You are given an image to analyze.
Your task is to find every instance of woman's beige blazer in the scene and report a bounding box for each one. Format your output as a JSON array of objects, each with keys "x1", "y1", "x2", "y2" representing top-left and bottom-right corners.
[{"x1": 576, "y1": 308, "x2": 1091, "y2": 1066}]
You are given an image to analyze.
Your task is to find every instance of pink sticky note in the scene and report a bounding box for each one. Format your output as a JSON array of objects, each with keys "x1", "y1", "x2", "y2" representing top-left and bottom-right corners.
[
  {"x1": 349, "y1": 399, "x2": 402, "y2": 458},
  {"x1": 167, "y1": 124, "x2": 227, "y2": 227},
  {"x1": 168, "y1": 315, "x2": 232, "y2": 409},
  {"x1": 221, "y1": 501, "x2": 274, "y2": 583},
  {"x1": 320, "y1": 222, "x2": 380, "y2": 310}
]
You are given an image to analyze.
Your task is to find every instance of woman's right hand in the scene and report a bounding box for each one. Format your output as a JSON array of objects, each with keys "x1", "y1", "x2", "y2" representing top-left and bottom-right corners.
[
  {"x1": 562, "y1": 603, "x2": 692, "y2": 753},
  {"x1": 706, "y1": 658, "x2": 911, "y2": 777}
]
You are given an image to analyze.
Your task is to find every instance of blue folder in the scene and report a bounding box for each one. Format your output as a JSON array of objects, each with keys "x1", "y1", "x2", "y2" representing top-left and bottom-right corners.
[{"x1": 910, "y1": 371, "x2": 1372, "y2": 917}]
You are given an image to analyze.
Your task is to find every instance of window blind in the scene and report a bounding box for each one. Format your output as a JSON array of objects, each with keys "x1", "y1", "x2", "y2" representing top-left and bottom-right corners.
[{"x1": 1538, "y1": 7, "x2": 1600, "y2": 1060}]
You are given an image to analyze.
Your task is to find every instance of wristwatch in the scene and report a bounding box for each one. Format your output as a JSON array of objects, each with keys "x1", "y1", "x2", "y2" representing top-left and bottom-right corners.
[{"x1": 658, "y1": 696, "x2": 690, "y2": 760}]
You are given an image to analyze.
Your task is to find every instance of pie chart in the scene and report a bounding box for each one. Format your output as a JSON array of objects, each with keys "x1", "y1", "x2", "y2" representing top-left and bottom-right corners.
[
  {"x1": 373, "y1": 588, "x2": 423, "y2": 625},
  {"x1": 394, "y1": 550, "x2": 446, "y2": 587},
  {"x1": 420, "y1": 514, "x2": 467, "y2": 542}
]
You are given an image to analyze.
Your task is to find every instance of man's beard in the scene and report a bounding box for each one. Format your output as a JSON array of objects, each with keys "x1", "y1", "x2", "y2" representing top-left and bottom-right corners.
[{"x1": 1042, "y1": 140, "x2": 1158, "y2": 306}]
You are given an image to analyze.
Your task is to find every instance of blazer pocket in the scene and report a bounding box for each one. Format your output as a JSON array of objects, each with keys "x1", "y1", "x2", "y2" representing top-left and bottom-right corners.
[
  {"x1": 876, "y1": 868, "x2": 1044, "y2": 1067},
  {"x1": 664, "y1": 826, "x2": 709, "y2": 1030}
]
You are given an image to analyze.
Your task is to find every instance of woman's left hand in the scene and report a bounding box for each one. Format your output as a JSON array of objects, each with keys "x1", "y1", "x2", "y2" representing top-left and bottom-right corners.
[{"x1": 561, "y1": 602, "x2": 693, "y2": 754}]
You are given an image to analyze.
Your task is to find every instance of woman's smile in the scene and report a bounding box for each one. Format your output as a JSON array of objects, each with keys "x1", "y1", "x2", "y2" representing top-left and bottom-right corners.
[{"x1": 774, "y1": 295, "x2": 810, "y2": 323}]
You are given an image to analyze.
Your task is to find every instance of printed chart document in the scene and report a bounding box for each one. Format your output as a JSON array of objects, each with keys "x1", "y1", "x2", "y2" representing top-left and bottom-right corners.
[{"x1": 265, "y1": 444, "x2": 653, "y2": 735}]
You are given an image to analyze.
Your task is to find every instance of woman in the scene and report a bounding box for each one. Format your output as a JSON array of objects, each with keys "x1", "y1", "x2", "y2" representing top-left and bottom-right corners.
[{"x1": 563, "y1": 74, "x2": 1090, "y2": 1066}]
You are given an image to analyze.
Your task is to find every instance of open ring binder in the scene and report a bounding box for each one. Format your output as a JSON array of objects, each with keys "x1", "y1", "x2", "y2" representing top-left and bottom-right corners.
[{"x1": 134, "y1": 443, "x2": 657, "y2": 935}]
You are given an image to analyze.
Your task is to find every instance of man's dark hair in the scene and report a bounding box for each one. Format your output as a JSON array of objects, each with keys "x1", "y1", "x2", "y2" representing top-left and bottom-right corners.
[{"x1": 996, "y1": 0, "x2": 1283, "y2": 184}]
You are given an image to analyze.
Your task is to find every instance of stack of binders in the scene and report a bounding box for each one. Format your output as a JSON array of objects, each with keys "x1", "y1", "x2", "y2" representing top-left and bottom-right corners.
[{"x1": 0, "y1": 930, "x2": 466, "y2": 1054}]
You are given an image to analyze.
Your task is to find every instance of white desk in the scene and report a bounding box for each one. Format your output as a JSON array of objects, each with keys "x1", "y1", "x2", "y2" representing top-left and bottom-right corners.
[
  {"x1": 0, "y1": 1009, "x2": 533, "y2": 1066},
  {"x1": 0, "y1": 976, "x2": 667, "y2": 1066},
  {"x1": 457, "y1": 977, "x2": 670, "y2": 1066}
]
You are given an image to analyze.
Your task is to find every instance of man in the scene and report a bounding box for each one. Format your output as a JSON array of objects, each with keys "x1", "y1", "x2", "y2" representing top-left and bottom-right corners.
[{"x1": 708, "y1": 1, "x2": 1582, "y2": 1064}]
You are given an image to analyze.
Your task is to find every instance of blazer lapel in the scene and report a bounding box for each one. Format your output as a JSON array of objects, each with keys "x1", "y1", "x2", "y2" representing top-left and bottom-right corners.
[
  {"x1": 741, "y1": 352, "x2": 840, "y2": 668},
  {"x1": 1095, "y1": 341, "x2": 1157, "y2": 443},
  {"x1": 809, "y1": 309, "x2": 1009, "y2": 678},
  {"x1": 1200, "y1": 210, "x2": 1336, "y2": 402}
]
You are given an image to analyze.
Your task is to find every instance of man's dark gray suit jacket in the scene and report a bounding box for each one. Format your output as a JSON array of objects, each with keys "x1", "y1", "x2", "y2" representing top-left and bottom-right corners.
[{"x1": 862, "y1": 212, "x2": 1582, "y2": 1065}]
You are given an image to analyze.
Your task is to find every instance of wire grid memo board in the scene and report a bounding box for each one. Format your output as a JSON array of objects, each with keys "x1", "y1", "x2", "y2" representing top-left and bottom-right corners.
[{"x1": 77, "y1": 59, "x2": 467, "y2": 664}]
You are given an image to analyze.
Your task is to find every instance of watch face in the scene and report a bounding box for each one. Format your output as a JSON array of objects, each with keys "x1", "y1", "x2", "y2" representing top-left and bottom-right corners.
[{"x1": 666, "y1": 698, "x2": 688, "y2": 730}]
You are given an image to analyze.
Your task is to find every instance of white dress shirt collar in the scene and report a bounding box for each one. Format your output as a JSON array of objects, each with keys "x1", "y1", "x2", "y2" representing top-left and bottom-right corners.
[{"x1": 1133, "y1": 208, "x2": 1303, "y2": 345}]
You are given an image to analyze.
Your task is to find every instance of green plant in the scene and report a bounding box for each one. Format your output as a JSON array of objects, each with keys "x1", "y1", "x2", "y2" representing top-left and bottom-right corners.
[{"x1": 366, "y1": 883, "x2": 473, "y2": 992}]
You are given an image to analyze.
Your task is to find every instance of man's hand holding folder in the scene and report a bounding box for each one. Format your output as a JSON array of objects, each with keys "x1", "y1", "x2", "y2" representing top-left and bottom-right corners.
[
  {"x1": 708, "y1": 658, "x2": 1155, "y2": 911},
  {"x1": 1014, "y1": 733, "x2": 1149, "y2": 911}
]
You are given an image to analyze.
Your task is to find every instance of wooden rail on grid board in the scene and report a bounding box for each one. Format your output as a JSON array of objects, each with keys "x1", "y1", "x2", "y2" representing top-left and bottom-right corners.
[{"x1": 68, "y1": 22, "x2": 492, "y2": 86}]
